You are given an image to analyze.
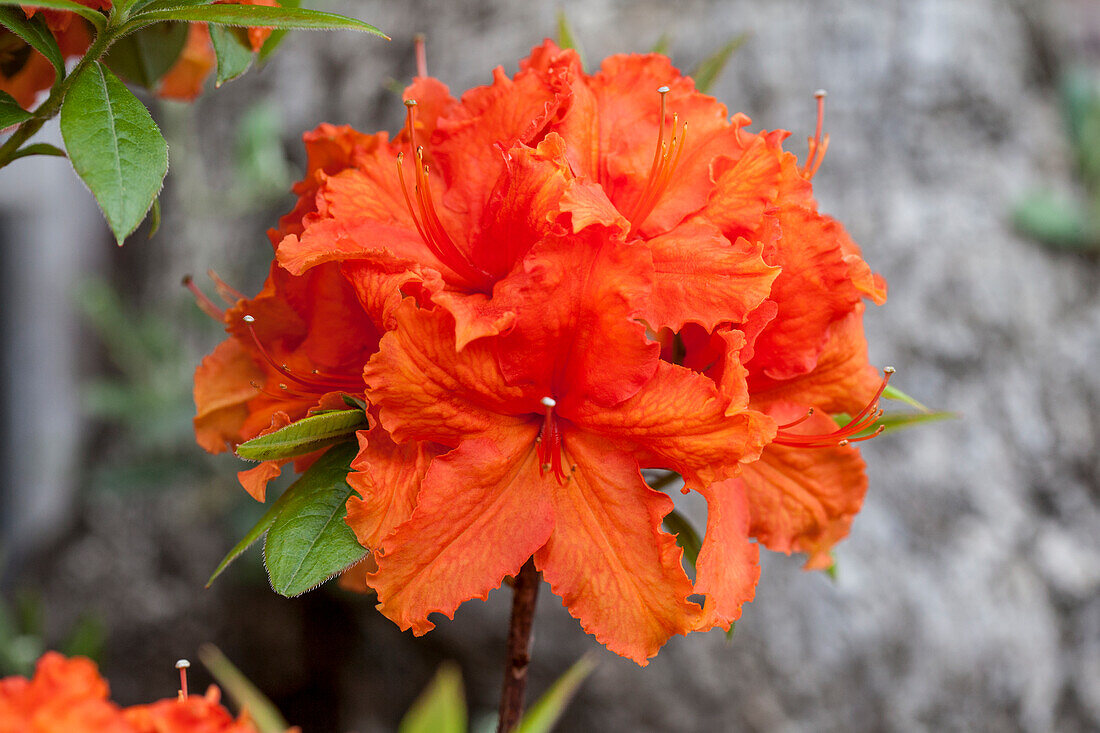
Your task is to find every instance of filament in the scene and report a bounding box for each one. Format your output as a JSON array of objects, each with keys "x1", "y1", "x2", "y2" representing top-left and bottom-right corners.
[
  {"x1": 802, "y1": 89, "x2": 830, "y2": 179},
  {"x1": 774, "y1": 368, "x2": 895, "y2": 448},
  {"x1": 628, "y1": 86, "x2": 688, "y2": 231}
]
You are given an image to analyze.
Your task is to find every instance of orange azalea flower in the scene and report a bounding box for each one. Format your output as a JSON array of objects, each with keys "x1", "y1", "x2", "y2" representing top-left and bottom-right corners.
[
  {"x1": 1, "y1": 1, "x2": 110, "y2": 109},
  {"x1": 158, "y1": 0, "x2": 279, "y2": 101},
  {"x1": 0, "y1": 652, "x2": 132, "y2": 733},
  {"x1": 207, "y1": 41, "x2": 889, "y2": 662},
  {"x1": 124, "y1": 685, "x2": 259, "y2": 733}
]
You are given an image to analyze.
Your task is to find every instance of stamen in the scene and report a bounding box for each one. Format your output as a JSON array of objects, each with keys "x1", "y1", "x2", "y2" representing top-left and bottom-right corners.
[
  {"x1": 175, "y1": 659, "x2": 190, "y2": 702},
  {"x1": 802, "y1": 89, "x2": 830, "y2": 179},
  {"x1": 207, "y1": 269, "x2": 245, "y2": 305},
  {"x1": 774, "y1": 367, "x2": 895, "y2": 448},
  {"x1": 240, "y1": 315, "x2": 363, "y2": 397},
  {"x1": 536, "y1": 396, "x2": 567, "y2": 483},
  {"x1": 182, "y1": 275, "x2": 225, "y2": 321},
  {"x1": 628, "y1": 86, "x2": 689, "y2": 231},
  {"x1": 395, "y1": 101, "x2": 493, "y2": 290},
  {"x1": 414, "y1": 33, "x2": 427, "y2": 78},
  {"x1": 777, "y1": 407, "x2": 815, "y2": 430}
]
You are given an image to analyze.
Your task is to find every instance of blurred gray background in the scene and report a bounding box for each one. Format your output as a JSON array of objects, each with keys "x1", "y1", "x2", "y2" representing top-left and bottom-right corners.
[{"x1": 2, "y1": 0, "x2": 1099, "y2": 731}]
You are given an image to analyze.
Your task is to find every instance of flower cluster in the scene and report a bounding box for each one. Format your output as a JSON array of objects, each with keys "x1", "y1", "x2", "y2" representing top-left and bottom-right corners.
[
  {"x1": 0, "y1": 653, "x2": 260, "y2": 733},
  {"x1": 194, "y1": 41, "x2": 888, "y2": 664}
]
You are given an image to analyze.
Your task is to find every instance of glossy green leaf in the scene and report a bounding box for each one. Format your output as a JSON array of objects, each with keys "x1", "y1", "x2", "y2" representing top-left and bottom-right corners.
[
  {"x1": 0, "y1": 90, "x2": 31, "y2": 128},
  {"x1": 662, "y1": 509, "x2": 701, "y2": 569},
  {"x1": 128, "y1": 0, "x2": 212, "y2": 13},
  {"x1": 264, "y1": 443, "x2": 367, "y2": 597},
  {"x1": 199, "y1": 644, "x2": 290, "y2": 733},
  {"x1": 514, "y1": 655, "x2": 595, "y2": 733},
  {"x1": 209, "y1": 24, "x2": 253, "y2": 85},
  {"x1": 0, "y1": 7, "x2": 64, "y2": 77},
  {"x1": 689, "y1": 32, "x2": 749, "y2": 94},
  {"x1": 104, "y1": 21, "x2": 188, "y2": 88},
  {"x1": 881, "y1": 384, "x2": 931, "y2": 412},
  {"x1": 236, "y1": 409, "x2": 367, "y2": 462},
  {"x1": 59, "y1": 62, "x2": 168, "y2": 245},
  {"x1": 399, "y1": 663, "x2": 466, "y2": 733},
  {"x1": 0, "y1": 0, "x2": 104, "y2": 31},
  {"x1": 9, "y1": 142, "x2": 66, "y2": 161},
  {"x1": 128, "y1": 4, "x2": 388, "y2": 39},
  {"x1": 555, "y1": 10, "x2": 584, "y2": 70},
  {"x1": 256, "y1": 0, "x2": 298, "y2": 64}
]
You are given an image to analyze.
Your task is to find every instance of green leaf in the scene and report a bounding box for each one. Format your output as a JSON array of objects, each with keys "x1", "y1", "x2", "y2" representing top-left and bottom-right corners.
[
  {"x1": 0, "y1": 90, "x2": 31, "y2": 128},
  {"x1": 0, "y1": 8, "x2": 64, "y2": 78},
  {"x1": 882, "y1": 384, "x2": 931, "y2": 413},
  {"x1": 9, "y1": 142, "x2": 66, "y2": 161},
  {"x1": 128, "y1": 0, "x2": 212, "y2": 14},
  {"x1": 514, "y1": 656, "x2": 595, "y2": 733},
  {"x1": 725, "y1": 622, "x2": 736, "y2": 642},
  {"x1": 256, "y1": 0, "x2": 298, "y2": 64},
  {"x1": 206, "y1": 479, "x2": 296, "y2": 588},
  {"x1": 1012, "y1": 189, "x2": 1092, "y2": 250},
  {"x1": 264, "y1": 443, "x2": 367, "y2": 597},
  {"x1": 0, "y1": 0, "x2": 104, "y2": 31},
  {"x1": 689, "y1": 32, "x2": 749, "y2": 94},
  {"x1": 399, "y1": 663, "x2": 467, "y2": 733},
  {"x1": 199, "y1": 644, "x2": 290, "y2": 733},
  {"x1": 236, "y1": 409, "x2": 367, "y2": 462},
  {"x1": 662, "y1": 509, "x2": 701, "y2": 569},
  {"x1": 555, "y1": 10, "x2": 584, "y2": 70},
  {"x1": 650, "y1": 33, "x2": 670, "y2": 55},
  {"x1": 104, "y1": 21, "x2": 188, "y2": 88},
  {"x1": 59, "y1": 62, "x2": 168, "y2": 245},
  {"x1": 832, "y1": 409, "x2": 956, "y2": 437},
  {"x1": 825, "y1": 554, "x2": 838, "y2": 581},
  {"x1": 128, "y1": 4, "x2": 388, "y2": 39},
  {"x1": 209, "y1": 24, "x2": 253, "y2": 85},
  {"x1": 148, "y1": 196, "x2": 161, "y2": 237}
]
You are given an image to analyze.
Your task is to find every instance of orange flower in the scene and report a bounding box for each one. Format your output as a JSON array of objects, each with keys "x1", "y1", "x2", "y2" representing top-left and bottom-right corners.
[
  {"x1": 1, "y1": 1, "x2": 109, "y2": 109},
  {"x1": 0, "y1": 652, "x2": 132, "y2": 733},
  {"x1": 124, "y1": 686, "x2": 258, "y2": 733},
  {"x1": 205, "y1": 41, "x2": 889, "y2": 662},
  {"x1": 158, "y1": 0, "x2": 279, "y2": 101}
]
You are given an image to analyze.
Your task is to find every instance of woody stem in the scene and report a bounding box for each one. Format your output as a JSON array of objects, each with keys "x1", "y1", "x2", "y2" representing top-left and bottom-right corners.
[{"x1": 497, "y1": 558, "x2": 540, "y2": 733}]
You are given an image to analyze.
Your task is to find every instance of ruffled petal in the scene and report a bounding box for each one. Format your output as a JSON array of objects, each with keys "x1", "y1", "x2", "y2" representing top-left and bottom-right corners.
[
  {"x1": 642, "y1": 217, "x2": 778, "y2": 332},
  {"x1": 363, "y1": 299, "x2": 530, "y2": 447},
  {"x1": 368, "y1": 430, "x2": 553, "y2": 634},
  {"x1": 193, "y1": 338, "x2": 264, "y2": 453},
  {"x1": 346, "y1": 427, "x2": 443, "y2": 550},
  {"x1": 693, "y1": 478, "x2": 760, "y2": 631},
  {"x1": 570, "y1": 360, "x2": 775, "y2": 491},
  {"x1": 740, "y1": 406, "x2": 868, "y2": 568},
  {"x1": 535, "y1": 431, "x2": 699, "y2": 665},
  {"x1": 237, "y1": 461, "x2": 283, "y2": 503}
]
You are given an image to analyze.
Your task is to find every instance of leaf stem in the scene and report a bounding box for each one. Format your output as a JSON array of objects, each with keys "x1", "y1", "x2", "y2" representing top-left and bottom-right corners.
[
  {"x1": 497, "y1": 558, "x2": 540, "y2": 733},
  {"x1": 0, "y1": 12, "x2": 115, "y2": 170}
]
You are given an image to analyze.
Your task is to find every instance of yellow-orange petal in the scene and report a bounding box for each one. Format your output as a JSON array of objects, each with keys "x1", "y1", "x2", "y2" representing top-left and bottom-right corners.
[
  {"x1": 693, "y1": 478, "x2": 760, "y2": 631},
  {"x1": 345, "y1": 426, "x2": 442, "y2": 550},
  {"x1": 535, "y1": 431, "x2": 700, "y2": 665},
  {"x1": 157, "y1": 24, "x2": 214, "y2": 101},
  {"x1": 368, "y1": 430, "x2": 553, "y2": 635},
  {"x1": 642, "y1": 217, "x2": 778, "y2": 332},
  {"x1": 739, "y1": 406, "x2": 867, "y2": 565},
  {"x1": 570, "y1": 360, "x2": 775, "y2": 491},
  {"x1": 237, "y1": 460, "x2": 282, "y2": 503}
]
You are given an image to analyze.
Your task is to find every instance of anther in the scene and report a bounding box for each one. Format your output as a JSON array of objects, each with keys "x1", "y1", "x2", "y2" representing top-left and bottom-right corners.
[
  {"x1": 540, "y1": 396, "x2": 557, "y2": 408},
  {"x1": 176, "y1": 659, "x2": 190, "y2": 701},
  {"x1": 242, "y1": 315, "x2": 255, "y2": 323},
  {"x1": 774, "y1": 367, "x2": 895, "y2": 449}
]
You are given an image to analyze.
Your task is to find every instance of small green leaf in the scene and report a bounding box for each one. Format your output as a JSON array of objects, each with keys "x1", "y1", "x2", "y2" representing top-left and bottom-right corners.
[
  {"x1": 236, "y1": 409, "x2": 367, "y2": 462},
  {"x1": 199, "y1": 644, "x2": 290, "y2": 733},
  {"x1": 104, "y1": 21, "x2": 188, "y2": 88},
  {"x1": 514, "y1": 656, "x2": 595, "y2": 733},
  {"x1": 1013, "y1": 190, "x2": 1092, "y2": 250},
  {"x1": 689, "y1": 32, "x2": 749, "y2": 94},
  {"x1": 0, "y1": 0, "x2": 104, "y2": 31},
  {"x1": 0, "y1": 90, "x2": 31, "y2": 128},
  {"x1": 825, "y1": 554, "x2": 838, "y2": 581},
  {"x1": 724, "y1": 622, "x2": 735, "y2": 642},
  {"x1": 256, "y1": 0, "x2": 299, "y2": 64},
  {"x1": 662, "y1": 509, "x2": 701, "y2": 569},
  {"x1": 128, "y1": 4, "x2": 388, "y2": 39},
  {"x1": 206, "y1": 474, "x2": 297, "y2": 588},
  {"x1": 264, "y1": 443, "x2": 367, "y2": 597},
  {"x1": 881, "y1": 384, "x2": 931, "y2": 412},
  {"x1": 209, "y1": 24, "x2": 253, "y2": 85},
  {"x1": 148, "y1": 196, "x2": 161, "y2": 237},
  {"x1": 399, "y1": 663, "x2": 467, "y2": 733},
  {"x1": 650, "y1": 33, "x2": 671, "y2": 55},
  {"x1": 9, "y1": 142, "x2": 66, "y2": 161},
  {"x1": 555, "y1": 10, "x2": 585, "y2": 70},
  {"x1": 59, "y1": 62, "x2": 168, "y2": 245},
  {"x1": 0, "y1": 8, "x2": 64, "y2": 78}
]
